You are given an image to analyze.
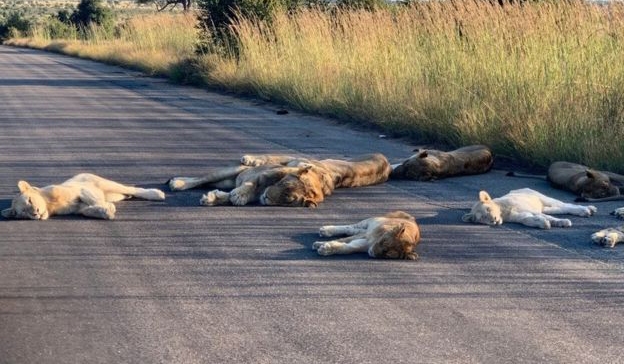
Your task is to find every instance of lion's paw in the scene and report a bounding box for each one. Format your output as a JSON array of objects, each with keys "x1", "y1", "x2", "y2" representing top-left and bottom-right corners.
[
  {"x1": 241, "y1": 155, "x2": 263, "y2": 166},
  {"x1": 316, "y1": 243, "x2": 335, "y2": 256},
  {"x1": 200, "y1": 191, "x2": 218, "y2": 206},
  {"x1": 611, "y1": 208, "x2": 624, "y2": 220},
  {"x1": 151, "y1": 189, "x2": 166, "y2": 201},
  {"x1": 581, "y1": 205, "x2": 597, "y2": 217},
  {"x1": 312, "y1": 241, "x2": 325, "y2": 250},
  {"x1": 229, "y1": 189, "x2": 251, "y2": 206},
  {"x1": 168, "y1": 178, "x2": 187, "y2": 191},
  {"x1": 554, "y1": 219, "x2": 572, "y2": 228},
  {"x1": 319, "y1": 226, "x2": 333, "y2": 237}
]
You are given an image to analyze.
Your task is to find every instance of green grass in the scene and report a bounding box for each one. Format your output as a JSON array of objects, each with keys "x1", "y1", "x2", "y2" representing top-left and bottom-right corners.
[{"x1": 7, "y1": 1, "x2": 624, "y2": 171}]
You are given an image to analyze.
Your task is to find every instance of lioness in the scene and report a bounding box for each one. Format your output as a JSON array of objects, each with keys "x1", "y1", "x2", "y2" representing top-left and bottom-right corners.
[
  {"x1": 1, "y1": 173, "x2": 165, "y2": 220},
  {"x1": 591, "y1": 226, "x2": 624, "y2": 248},
  {"x1": 390, "y1": 145, "x2": 493, "y2": 181},
  {"x1": 462, "y1": 188, "x2": 596, "y2": 229},
  {"x1": 168, "y1": 153, "x2": 391, "y2": 208},
  {"x1": 508, "y1": 161, "x2": 624, "y2": 201},
  {"x1": 312, "y1": 211, "x2": 420, "y2": 259}
]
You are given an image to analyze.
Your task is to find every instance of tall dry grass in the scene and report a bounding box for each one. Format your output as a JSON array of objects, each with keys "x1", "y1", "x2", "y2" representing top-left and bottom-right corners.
[
  {"x1": 10, "y1": 12, "x2": 198, "y2": 76},
  {"x1": 206, "y1": 1, "x2": 624, "y2": 170}
]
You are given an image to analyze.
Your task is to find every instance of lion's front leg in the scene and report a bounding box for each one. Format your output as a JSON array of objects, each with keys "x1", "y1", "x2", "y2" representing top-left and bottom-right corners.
[
  {"x1": 313, "y1": 237, "x2": 370, "y2": 256},
  {"x1": 510, "y1": 211, "x2": 552, "y2": 229},
  {"x1": 319, "y1": 220, "x2": 371, "y2": 237},
  {"x1": 591, "y1": 227, "x2": 624, "y2": 248},
  {"x1": 78, "y1": 203, "x2": 116, "y2": 219},
  {"x1": 169, "y1": 166, "x2": 248, "y2": 191},
  {"x1": 228, "y1": 182, "x2": 258, "y2": 206}
]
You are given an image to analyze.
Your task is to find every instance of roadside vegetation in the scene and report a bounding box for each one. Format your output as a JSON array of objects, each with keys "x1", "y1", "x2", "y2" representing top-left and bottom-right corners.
[{"x1": 3, "y1": 0, "x2": 624, "y2": 171}]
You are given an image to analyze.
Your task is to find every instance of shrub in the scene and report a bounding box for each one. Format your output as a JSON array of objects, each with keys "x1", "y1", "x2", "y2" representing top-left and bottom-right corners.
[
  {"x1": 70, "y1": 0, "x2": 115, "y2": 29},
  {"x1": 0, "y1": 11, "x2": 32, "y2": 41}
]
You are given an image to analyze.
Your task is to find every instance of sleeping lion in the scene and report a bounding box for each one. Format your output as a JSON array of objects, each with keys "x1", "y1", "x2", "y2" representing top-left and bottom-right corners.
[
  {"x1": 390, "y1": 145, "x2": 493, "y2": 181},
  {"x1": 1, "y1": 173, "x2": 165, "y2": 220},
  {"x1": 591, "y1": 226, "x2": 624, "y2": 248},
  {"x1": 508, "y1": 161, "x2": 624, "y2": 202},
  {"x1": 312, "y1": 211, "x2": 420, "y2": 260},
  {"x1": 168, "y1": 153, "x2": 391, "y2": 208},
  {"x1": 462, "y1": 188, "x2": 596, "y2": 229}
]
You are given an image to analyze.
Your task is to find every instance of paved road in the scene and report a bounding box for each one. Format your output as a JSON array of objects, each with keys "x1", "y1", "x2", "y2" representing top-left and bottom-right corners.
[{"x1": 1, "y1": 45, "x2": 623, "y2": 364}]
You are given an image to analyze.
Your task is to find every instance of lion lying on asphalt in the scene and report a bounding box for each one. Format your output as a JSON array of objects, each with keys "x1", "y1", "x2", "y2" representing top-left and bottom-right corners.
[
  {"x1": 462, "y1": 188, "x2": 596, "y2": 229},
  {"x1": 591, "y1": 226, "x2": 624, "y2": 248},
  {"x1": 1, "y1": 173, "x2": 165, "y2": 220},
  {"x1": 312, "y1": 211, "x2": 420, "y2": 259},
  {"x1": 508, "y1": 161, "x2": 624, "y2": 202},
  {"x1": 548, "y1": 162, "x2": 624, "y2": 201},
  {"x1": 168, "y1": 153, "x2": 392, "y2": 207},
  {"x1": 390, "y1": 145, "x2": 493, "y2": 181}
]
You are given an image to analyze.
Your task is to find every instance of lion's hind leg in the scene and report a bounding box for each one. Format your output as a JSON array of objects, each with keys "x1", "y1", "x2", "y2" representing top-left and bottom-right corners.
[
  {"x1": 241, "y1": 154, "x2": 300, "y2": 167},
  {"x1": 591, "y1": 227, "x2": 624, "y2": 248},
  {"x1": 542, "y1": 204, "x2": 596, "y2": 217}
]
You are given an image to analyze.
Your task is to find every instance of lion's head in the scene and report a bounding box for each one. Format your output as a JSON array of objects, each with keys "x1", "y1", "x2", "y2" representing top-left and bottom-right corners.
[
  {"x1": 581, "y1": 170, "x2": 620, "y2": 199},
  {"x1": 259, "y1": 165, "x2": 330, "y2": 208},
  {"x1": 368, "y1": 223, "x2": 419, "y2": 260},
  {"x1": 2, "y1": 181, "x2": 49, "y2": 220},
  {"x1": 462, "y1": 190, "x2": 503, "y2": 226},
  {"x1": 391, "y1": 150, "x2": 438, "y2": 181}
]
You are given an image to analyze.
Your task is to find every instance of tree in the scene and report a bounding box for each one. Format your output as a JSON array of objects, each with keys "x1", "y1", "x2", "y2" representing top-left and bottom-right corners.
[
  {"x1": 136, "y1": 0, "x2": 193, "y2": 11},
  {"x1": 70, "y1": 0, "x2": 114, "y2": 28}
]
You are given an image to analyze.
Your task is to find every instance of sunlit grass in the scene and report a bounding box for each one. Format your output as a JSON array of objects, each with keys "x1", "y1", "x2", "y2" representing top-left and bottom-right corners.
[
  {"x1": 9, "y1": 12, "x2": 198, "y2": 76},
  {"x1": 212, "y1": 1, "x2": 624, "y2": 170}
]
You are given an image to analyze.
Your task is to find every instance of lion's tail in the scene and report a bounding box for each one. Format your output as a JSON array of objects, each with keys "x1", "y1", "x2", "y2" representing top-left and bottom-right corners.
[{"x1": 506, "y1": 171, "x2": 546, "y2": 180}]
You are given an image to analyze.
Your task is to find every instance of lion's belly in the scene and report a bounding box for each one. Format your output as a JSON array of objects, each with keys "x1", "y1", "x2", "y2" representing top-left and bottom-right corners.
[{"x1": 498, "y1": 195, "x2": 543, "y2": 214}]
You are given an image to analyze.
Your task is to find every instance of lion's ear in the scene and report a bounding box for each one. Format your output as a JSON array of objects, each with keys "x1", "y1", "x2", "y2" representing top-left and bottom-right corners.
[
  {"x1": 1, "y1": 208, "x2": 16, "y2": 219},
  {"x1": 417, "y1": 150, "x2": 428, "y2": 158},
  {"x1": 304, "y1": 199, "x2": 318, "y2": 208},
  {"x1": 586, "y1": 170, "x2": 597, "y2": 179},
  {"x1": 17, "y1": 180, "x2": 32, "y2": 193},
  {"x1": 462, "y1": 213, "x2": 475, "y2": 223},
  {"x1": 478, "y1": 190, "x2": 491, "y2": 202},
  {"x1": 393, "y1": 223, "x2": 406, "y2": 236},
  {"x1": 297, "y1": 165, "x2": 313, "y2": 176}
]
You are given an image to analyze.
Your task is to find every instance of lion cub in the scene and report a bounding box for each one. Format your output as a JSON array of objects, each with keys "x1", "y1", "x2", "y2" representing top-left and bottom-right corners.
[
  {"x1": 313, "y1": 211, "x2": 420, "y2": 260},
  {"x1": 2, "y1": 173, "x2": 165, "y2": 220},
  {"x1": 462, "y1": 188, "x2": 596, "y2": 229}
]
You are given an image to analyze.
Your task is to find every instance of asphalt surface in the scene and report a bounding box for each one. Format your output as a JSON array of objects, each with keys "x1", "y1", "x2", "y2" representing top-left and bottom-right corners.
[{"x1": 1, "y1": 45, "x2": 623, "y2": 364}]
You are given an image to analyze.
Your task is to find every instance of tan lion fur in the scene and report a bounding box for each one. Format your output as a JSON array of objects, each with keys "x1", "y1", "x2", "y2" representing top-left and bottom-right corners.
[
  {"x1": 547, "y1": 161, "x2": 624, "y2": 201},
  {"x1": 168, "y1": 153, "x2": 391, "y2": 208},
  {"x1": 591, "y1": 225, "x2": 624, "y2": 248},
  {"x1": 313, "y1": 211, "x2": 420, "y2": 260},
  {"x1": 1, "y1": 173, "x2": 165, "y2": 220},
  {"x1": 462, "y1": 188, "x2": 596, "y2": 229},
  {"x1": 390, "y1": 145, "x2": 493, "y2": 181}
]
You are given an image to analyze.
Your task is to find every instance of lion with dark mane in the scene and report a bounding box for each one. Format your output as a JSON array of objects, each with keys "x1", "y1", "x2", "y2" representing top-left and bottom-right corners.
[{"x1": 168, "y1": 153, "x2": 391, "y2": 207}]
